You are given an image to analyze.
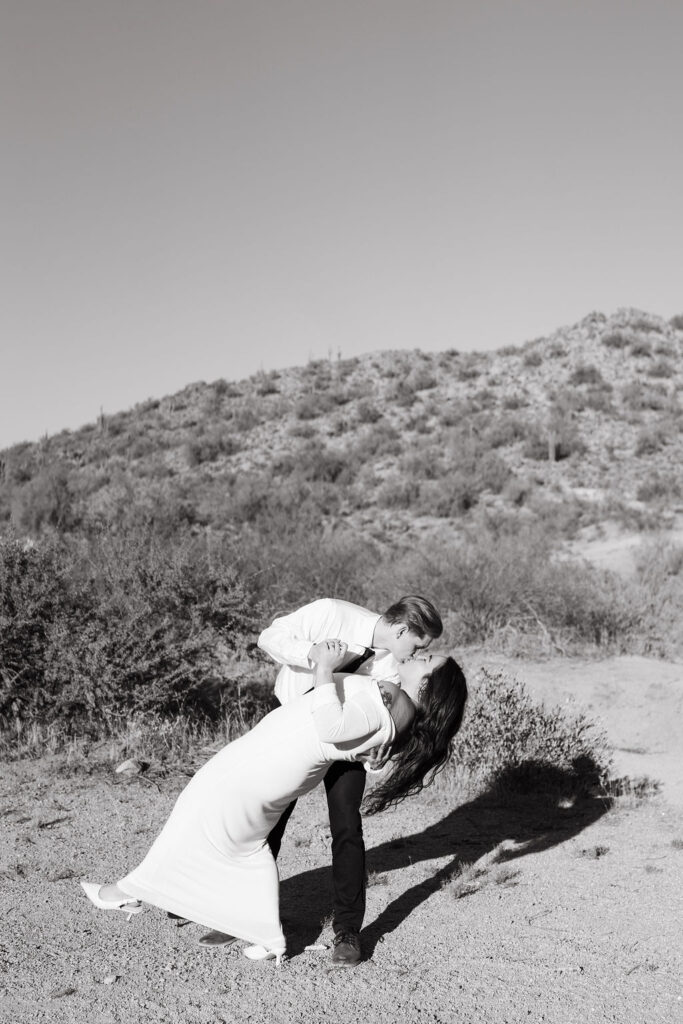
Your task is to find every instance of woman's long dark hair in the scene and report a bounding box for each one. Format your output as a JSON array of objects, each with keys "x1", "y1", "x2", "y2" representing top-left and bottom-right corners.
[{"x1": 364, "y1": 656, "x2": 467, "y2": 815}]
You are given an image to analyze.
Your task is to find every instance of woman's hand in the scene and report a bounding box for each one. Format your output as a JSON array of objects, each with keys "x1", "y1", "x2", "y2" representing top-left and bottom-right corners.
[{"x1": 312, "y1": 639, "x2": 348, "y2": 670}]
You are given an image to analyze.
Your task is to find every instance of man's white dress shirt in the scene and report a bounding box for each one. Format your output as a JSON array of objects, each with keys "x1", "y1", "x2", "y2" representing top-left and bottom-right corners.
[{"x1": 258, "y1": 598, "x2": 401, "y2": 705}]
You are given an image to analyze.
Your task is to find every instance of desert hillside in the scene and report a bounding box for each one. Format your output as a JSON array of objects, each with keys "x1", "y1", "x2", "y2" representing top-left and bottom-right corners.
[{"x1": 2, "y1": 307, "x2": 683, "y2": 549}]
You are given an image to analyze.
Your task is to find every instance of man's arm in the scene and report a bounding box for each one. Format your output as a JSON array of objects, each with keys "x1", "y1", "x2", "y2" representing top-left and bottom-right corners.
[{"x1": 257, "y1": 599, "x2": 336, "y2": 668}]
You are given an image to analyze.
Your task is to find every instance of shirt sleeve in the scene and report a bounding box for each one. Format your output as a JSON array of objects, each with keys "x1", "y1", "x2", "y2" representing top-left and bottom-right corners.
[
  {"x1": 310, "y1": 679, "x2": 387, "y2": 744},
  {"x1": 257, "y1": 599, "x2": 335, "y2": 669}
]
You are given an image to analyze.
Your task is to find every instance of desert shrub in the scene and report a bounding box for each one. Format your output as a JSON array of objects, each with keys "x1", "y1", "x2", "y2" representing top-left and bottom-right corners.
[
  {"x1": 294, "y1": 394, "x2": 334, "y2": 419},
  {"x1": 452, "y1": 668, "x2": 612, "y2": 789},
  {"x1": 225, "y1": 522, "x2": 382, "y2": 617},
  {"x1": 630, "y1": 337, "x2": 653, "y2": 357},
  {"x1": 601, "y1": 330, "x2": 629, "y2": 349},
  {"x1": 406, "y1": 413, "x2": 431, "y2": 434},
  {"x1": 347, "y1": 422, "x2": 401, "y2": 460},
  {"x1": 654, "y1": 341, "x2": 676, "y2": 357},
  {"x1": 399, "y1": 447, "x2": 444, "y2": 481},
  {"x1": 417, "y1": 444, "x2": 510, "y2": 516},
  {"x1": 670, "y1": 314, "x2": 683, "y2": 330},
  {"x1": 647, "y1": 359, "x2": 675, "y2": 379},
  {"x1": 184, "y1": 428, "x2": 240, "y2": 467},
  {"x1": 335, "y1": 357, "x2": 360, "y2": 378},
  {"x1": 230, "y1": 404, "x2": 263, "y2": 432},
  {"x1": 438, "y1": 399, "x2": 474, "y2": 427},
  {"x1": 0, "y1": 534, "x2": 255, "y2": 738},
  {"x1": 620, "y1": 381, "x2": 667, "y2": 411},
  {"x1": 1, "y1": 444, "x2": 37, "y2": 486},
  {"x1": 582, "y1": 388, "x2": 613, "y2": 413},
  {"x1": 635, "y1": 425, "x2": 670, "y2": 456},
  {"x1": 523, "y1": 350, "x2": 542, "y2": 367},
  {"x1": 275, "y1": 441, "x2": 353, "y2": 485},
  {"x1": 471, "y1": 388, "x2": 496, "y2": 410},
  {"x1": 546, "y1": 342, "x2": 566, "y2": 358},
  {"x1": 407, "y1": 366, "x2": 438, "y2": 391},
  {"x1": 458, "y1": 362, "x2": 481, "y2": 381},
  {"x1": 629, "y1": 315, "x2": 662, "y2": 333},
  {"x1": 10, "y1": 463, "x2": 80, "y2": 534},
  {"x1": 569, "y1": 364, "x2": 604, "y2": 387},
  {"x1": 420, "y1": 532, "x2": 637, "y2": 647},
  {"x1": 636, "y1": 471, "x2": 683, "y2": 502},
  {"x1": 631, "y1": 541, "x2": 683, "y2": 657},
  {"x1": 502, "y1": 393, "x2": 527, "y2": 410},
  {"x1": 483, "y1": 414, "x2": 527, "y2": 448},
  {"x1": 376, "y1": 475, "x2": 421, "y2": 509},
  {"x1": 356, "y1": 399, "x2": 382, "y2": 424},
  {"x1": 387, "y1": 380, "x2": 418, "y2": 408},
  {"x1": 288, "y1": 422, "x2": 316, "y2": 439},
  {"x1": 213, "y1": 378, "x2": 241, "y2": 398}
]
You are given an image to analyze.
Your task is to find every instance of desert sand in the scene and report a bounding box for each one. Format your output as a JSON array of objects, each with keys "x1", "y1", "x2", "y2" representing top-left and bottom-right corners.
[{"x1": 1, "y1": 655, "x2": 682, "y2": 1024}]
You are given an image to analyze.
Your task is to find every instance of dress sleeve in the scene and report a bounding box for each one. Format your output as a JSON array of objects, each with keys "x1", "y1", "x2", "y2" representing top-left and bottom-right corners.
[
  {"x1": 310, "y1": 680, "x2": 387, "y2": 744},
  {"x1": 257, "y1": 599, "x2": 334, "y2": 669}
]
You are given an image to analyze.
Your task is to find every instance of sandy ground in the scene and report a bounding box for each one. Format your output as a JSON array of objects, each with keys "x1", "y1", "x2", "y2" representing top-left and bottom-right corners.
[{"x1": 2, "y1": 655, "x2": 682, "y2": 1024}]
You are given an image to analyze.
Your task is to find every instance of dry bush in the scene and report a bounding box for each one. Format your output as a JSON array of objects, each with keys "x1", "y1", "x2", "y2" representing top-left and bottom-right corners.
[
  {"x1": 356, "y1": 399, "x2": 383, "y2": 424},
  {"x1": 620, "y1": 381, "x2": 668, "y2": 411},
  {"x1": 630, "y1": 541, "x2": 683, "y2": 657},
  {"x1": 569, "y1": 364, "x2": 605, "y2": 387},
  {"x1": 347, "y1": 422, "x2": 401, "y2": 459},
  {"x1": 647, "y1": 359, "x2": 675, "y2": 379},
  {"x1": 416, "y1": 444, "x2": 510, "y2": 516},
  {"x1": 482, "y1": 413, "x2": 527, "y2": 448},
  {"x1": 376, "y1": 475, "x2": 421, "y2": 509},
  {"x1": 601, "y1": 330, "x2": 630, "y2": 349},
  {"x1": 630, "y1": 337, "x2": 653, "y2": 358},
  {"x1": 635, "y1": 424, "x2": 670, "y2": 456},
  {"x1": 636, "y1": 471, "x2": 683, "y2": 503},
  {"x1": 9, "y1": 463, "x2": 81, "y2": 534},
  {"x1": 451, "y1": 668, "x2": 612, "y2": 792},
  {"x1": 370, "y1": 529, "x2": 639, "y2": 650},
  {"x1": 0, "y1": 534, "x2": 256, "y2": 742},
  {"x1": 184, "y1": 427, "x2": 240, "y2": 467}
]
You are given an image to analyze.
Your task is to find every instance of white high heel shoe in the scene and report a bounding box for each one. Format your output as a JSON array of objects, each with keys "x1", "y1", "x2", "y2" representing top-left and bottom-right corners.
[
  {"x1": 80, "y1": 882, "x2": 143, "y2": 922},
  {"x1": 243, "y1": 945, "x2": 284, "y2": 967}
]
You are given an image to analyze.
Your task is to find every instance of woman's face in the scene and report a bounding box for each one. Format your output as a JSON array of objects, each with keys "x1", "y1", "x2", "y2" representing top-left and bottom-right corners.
[{"x1": 397, "y1": 653, "x2": 447, "y2": 702}]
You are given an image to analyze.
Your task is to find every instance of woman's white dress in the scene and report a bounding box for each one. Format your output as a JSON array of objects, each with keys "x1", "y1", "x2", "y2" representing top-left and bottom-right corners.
[{"x1": 119, "y1": 675, "x2": 394, "y2": 954}]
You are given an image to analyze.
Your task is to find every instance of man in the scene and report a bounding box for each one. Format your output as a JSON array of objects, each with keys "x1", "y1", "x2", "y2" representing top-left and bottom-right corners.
[{"x1": 256, "y1": 594, "x2": 443, "y2": 967}]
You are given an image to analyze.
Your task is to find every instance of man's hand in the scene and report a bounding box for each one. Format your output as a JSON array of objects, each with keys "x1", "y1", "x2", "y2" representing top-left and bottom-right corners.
[
  {"x1": 311, "y1": 638, "x2": 348, "y2": 671},
  {"x1": 366, "y1": 740, "x2": 393, "y2": 771}
]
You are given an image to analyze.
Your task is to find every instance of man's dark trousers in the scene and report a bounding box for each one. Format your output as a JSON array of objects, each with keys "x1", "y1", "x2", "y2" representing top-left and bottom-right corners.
[{"x1": 267, "y1": 760, "x2": 367, "y2": 934}]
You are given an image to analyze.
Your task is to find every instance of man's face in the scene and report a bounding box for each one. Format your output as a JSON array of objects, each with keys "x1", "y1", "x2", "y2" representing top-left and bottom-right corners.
[{"x1": 386, "y1": 624, "x2": 432, "y2": 662}]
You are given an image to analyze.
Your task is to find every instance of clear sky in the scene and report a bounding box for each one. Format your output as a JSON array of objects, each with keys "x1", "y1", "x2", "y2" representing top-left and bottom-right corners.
[{"x1": 2, "y1": 0, "x2": 682, "y2": 448}]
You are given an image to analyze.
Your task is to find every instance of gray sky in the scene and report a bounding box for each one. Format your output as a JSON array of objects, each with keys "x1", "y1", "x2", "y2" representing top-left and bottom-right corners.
[{"x1": 2, "y1": 0, "x2": 682, "y2": 448}]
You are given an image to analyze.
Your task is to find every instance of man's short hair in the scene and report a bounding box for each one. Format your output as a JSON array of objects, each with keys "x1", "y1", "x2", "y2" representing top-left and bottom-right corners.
[{"x1": 382, "y1": 595, "x2": 442, "y2": 640}]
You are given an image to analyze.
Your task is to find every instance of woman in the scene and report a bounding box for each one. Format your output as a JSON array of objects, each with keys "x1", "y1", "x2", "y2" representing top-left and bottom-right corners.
[{"x1": 81, "y1": 641, "x2": 467, "y2": 964}]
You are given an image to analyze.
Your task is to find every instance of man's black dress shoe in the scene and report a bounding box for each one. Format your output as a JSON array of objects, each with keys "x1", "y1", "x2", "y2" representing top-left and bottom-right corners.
[{"x1": 330, "y1": 929, "x2": 361, "y2": 967}]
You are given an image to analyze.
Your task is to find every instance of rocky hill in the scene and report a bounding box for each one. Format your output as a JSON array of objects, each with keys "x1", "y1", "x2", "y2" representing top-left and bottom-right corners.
[{"x1": 2, "y1": 307, "x2": 683, "y2": 547}]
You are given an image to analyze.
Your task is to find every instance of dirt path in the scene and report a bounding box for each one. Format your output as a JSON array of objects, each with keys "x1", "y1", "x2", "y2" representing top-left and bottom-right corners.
[{"x1": 2, "y1": 656, "x2": 683, "y2": 1024}]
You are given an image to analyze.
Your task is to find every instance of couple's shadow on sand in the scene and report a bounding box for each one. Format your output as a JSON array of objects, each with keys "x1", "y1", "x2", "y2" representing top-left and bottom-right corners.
[{"x1": 280, "y1": 758, "x2": 612, "y2": 960}]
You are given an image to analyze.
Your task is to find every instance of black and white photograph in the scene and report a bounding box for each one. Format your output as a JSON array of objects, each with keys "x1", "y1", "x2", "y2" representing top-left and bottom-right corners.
[{"x1": 1, "y1": 2, "x2": 682, "y2": 1022}]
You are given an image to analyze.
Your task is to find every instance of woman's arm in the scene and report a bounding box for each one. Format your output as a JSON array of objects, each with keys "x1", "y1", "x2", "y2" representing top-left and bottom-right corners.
[{"x1": 310, "y1": 640, "x2": 387, "y2": 744}]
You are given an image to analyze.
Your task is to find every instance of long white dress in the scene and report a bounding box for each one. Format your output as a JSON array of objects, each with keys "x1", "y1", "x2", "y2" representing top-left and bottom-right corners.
[{"x1": 119, "y1": 675, "x2": 395, "y2": 955}]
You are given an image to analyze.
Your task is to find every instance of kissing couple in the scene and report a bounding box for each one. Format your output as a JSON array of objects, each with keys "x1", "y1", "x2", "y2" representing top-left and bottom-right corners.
[{"x1": 81, "y1": 594, "x2": 467, "y2": 967}]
